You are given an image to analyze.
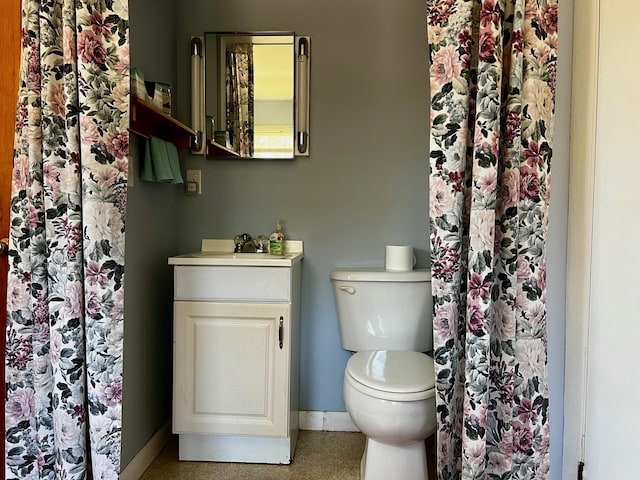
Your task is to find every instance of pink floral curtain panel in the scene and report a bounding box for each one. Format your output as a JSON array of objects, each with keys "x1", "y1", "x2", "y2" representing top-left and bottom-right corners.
[
  {"x1": 225, "y1": 43, "x2": 254, "y2": 157},
  {"x1": 5, "y1": 0, "x2": 129, "y2": 478},
  {"x1": 427, "y1": 0, "x2": 557, "y2": 478}
]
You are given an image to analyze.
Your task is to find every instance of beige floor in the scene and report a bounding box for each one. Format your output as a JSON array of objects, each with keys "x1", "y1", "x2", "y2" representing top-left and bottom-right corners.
[
  {"x1": 140, "y1": 431, "x2": 366, "y2": 480},
  {"x1": 140, "y1": 431, "x2": 436, "y2": 479}
]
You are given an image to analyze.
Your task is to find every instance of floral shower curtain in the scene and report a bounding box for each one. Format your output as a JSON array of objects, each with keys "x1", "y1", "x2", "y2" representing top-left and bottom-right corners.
[
  {"x1": 5, "y1": 0, "x2": 129, "y2": 478},
  {"x1": 225, "y1": 43, "x2": 254, "y2": 157},
  {"x1": 428, "y1": 0, "x2": 557, "y2": 479}
]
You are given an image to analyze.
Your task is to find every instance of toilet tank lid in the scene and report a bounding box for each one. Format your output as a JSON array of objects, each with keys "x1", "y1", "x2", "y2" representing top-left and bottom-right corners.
[
  {"x1": 330, "y1": 268, "x2": 431, "y2": 282},
  {"x1": 346, "y1": 351, "x2": 435, "y2": 394}
]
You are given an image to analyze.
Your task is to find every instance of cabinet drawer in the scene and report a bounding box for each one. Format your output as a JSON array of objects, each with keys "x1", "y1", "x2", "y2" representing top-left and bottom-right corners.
[{"x1": 174, "y1": 266, "x2": 291, "y2": 302}]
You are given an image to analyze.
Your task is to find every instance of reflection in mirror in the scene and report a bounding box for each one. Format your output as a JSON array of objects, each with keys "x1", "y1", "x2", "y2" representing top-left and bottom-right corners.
[{"x1": 204, "y1": 33, "x2": 296, "y2": 159}]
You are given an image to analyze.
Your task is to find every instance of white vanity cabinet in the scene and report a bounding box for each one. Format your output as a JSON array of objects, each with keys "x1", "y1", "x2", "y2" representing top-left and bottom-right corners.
[{"x1": 169, "y1": 240, "x2": 303, "y2": 464}]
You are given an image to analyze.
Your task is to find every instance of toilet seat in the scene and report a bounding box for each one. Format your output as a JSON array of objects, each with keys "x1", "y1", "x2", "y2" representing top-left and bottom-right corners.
[{"x1": 345, "y1": 351, "x2": 436, "y2": 402}]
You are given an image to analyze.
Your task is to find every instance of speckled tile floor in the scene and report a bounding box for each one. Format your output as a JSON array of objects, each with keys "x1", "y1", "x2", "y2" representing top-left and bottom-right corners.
[
  {"x1": 140, "y1": 430, "x2": 436, "y2": 479},
  {"x1": 140, "y1": 431, "x2": 365, "y2": 480}
]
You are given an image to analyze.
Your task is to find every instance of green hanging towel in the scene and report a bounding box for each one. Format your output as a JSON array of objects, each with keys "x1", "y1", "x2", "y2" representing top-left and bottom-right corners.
[
  {"x1": 166, "y1": 140, "x2": 183, "y2": 184},
  {"x1": 150, "y1": 136, "x2": 174, "y2": 182},
  {"x1": 140, "y1": 138, "x2": 156, "y2": 182}
]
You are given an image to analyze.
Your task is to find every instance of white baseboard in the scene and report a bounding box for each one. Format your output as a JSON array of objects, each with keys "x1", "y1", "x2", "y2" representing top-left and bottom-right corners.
[
  {"x1": 120, "y1": 420, "x2": 171, "y2": 480},
  {"x1": 299, "y1": 411, "x2": 359, "y2": 432}
]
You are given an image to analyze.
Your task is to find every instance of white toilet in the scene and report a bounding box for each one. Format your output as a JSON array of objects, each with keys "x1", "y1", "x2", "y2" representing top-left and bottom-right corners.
[{"x1": 331, "y1": 268, "x2": 436, "y2": 480}]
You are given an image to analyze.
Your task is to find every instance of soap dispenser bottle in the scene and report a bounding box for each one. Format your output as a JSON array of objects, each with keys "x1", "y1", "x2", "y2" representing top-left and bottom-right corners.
[{"x1": 269, "y1": 220, "x2": 286, "y2": 256}]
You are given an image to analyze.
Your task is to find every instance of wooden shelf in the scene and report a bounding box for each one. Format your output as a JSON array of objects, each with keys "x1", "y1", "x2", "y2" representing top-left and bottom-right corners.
[
  {"x1": 207, "y1": 141, "x2": 240, "y2": 158},
  {"x1": 130, "y1": 96, "x2": 196, "y2": 150}
]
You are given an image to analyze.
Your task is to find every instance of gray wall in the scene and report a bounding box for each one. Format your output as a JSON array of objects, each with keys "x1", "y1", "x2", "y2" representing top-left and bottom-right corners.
[
  {"x1": 174, "y1": 0, "x2": 431, "y2": 412},
  {"x1": 547, "y1": 0, "x2": 573, "y2": 475},
  {"x1": 122, "y1": 0, "x2": 180, "y2": 467},
  {"x1": 123, "y1": 0, "x2": 571, "y2": 478}
]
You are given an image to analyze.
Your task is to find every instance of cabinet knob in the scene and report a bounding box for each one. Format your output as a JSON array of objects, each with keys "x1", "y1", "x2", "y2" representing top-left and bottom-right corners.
[{"x1": 278, "y1": 316, "x2": 284, "y2": 349}]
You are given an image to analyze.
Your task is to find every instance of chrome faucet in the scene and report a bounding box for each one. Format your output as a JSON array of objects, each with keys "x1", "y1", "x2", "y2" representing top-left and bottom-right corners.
[{"x1": 234, "y1": 233, "x2": 256, "y2": 253}]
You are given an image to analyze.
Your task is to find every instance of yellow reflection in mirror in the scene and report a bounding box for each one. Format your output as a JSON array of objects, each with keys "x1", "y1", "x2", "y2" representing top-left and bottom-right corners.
[{"x1": 253, "y1": 43, "x2": 294, "y2": 158}]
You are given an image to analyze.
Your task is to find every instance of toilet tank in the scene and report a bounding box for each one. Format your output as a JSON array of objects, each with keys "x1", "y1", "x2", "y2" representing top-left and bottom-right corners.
[{"x1": 330, "y1": 268, "x2": 432, "y2": 352}]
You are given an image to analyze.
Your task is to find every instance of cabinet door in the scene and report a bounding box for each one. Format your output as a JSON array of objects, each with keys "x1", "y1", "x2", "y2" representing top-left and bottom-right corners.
[{"x1": 173, "y1": 302, "x2": 291, "y2": 437}]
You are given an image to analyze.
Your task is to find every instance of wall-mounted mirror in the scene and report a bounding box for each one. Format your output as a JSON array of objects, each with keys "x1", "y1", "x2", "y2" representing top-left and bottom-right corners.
[{"x1": 192, "y1": 32, "x2": 309, "y2": 159}]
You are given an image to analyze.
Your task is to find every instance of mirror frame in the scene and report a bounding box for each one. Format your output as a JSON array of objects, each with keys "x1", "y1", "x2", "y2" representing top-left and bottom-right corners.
[{"x1": 190, "y1": 32, "x2": 310, "y2": 159}]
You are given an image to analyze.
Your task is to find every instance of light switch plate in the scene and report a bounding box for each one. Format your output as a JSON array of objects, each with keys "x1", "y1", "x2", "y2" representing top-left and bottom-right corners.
[{"x1": 185, "y1": 169, "x2": 202, "y2": 194}]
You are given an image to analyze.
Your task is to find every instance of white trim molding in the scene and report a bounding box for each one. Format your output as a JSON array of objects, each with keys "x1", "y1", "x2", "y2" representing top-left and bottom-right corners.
[
  {"x1": 299, "y1": 411, "x2": 359, "y2": 432},
  {"x1": 562, "y1": 0, "x2": 599, "y2": 478},
  {"x1": 120, "y1": 421, "x2": 172, "y2": 480}
]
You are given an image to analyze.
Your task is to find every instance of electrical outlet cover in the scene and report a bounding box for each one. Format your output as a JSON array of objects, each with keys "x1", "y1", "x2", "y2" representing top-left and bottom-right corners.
[{"x1": 185, "y1": 169, "x2": 202, "y2": 194}]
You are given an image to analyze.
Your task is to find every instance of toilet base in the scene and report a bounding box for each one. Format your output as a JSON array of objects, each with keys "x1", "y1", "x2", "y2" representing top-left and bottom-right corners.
[{"x1": 360, "y1": 437, "x2": 428, "y2": 480}]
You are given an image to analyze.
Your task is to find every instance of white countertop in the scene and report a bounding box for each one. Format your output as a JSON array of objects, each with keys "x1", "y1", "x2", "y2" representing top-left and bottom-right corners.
[{"x1": 168, "y1": 239, "x2": 304, "y2": 267}]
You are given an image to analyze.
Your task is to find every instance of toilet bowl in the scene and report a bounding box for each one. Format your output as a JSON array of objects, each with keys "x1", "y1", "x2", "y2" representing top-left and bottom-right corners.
[
  {"x1": 343, "y1": 350, "x2": 436, "y2": 480},
  {"x1": 331, "y1": 268, "x2": 435, "y2": 479}
]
